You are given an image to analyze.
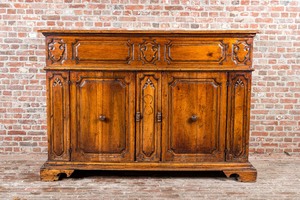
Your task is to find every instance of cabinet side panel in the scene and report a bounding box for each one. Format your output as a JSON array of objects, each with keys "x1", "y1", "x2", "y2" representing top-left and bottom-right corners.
[
  {"x1": 226, "y1": 72, "x2": 251, "y2": 162},
  {"x1": 47, "y1": 71, "x2": 70, "y2": 161}
]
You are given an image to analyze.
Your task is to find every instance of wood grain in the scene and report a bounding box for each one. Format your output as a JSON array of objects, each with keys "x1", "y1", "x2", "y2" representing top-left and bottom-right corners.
[
  {"x1": 136, "y1": 73, "x2": 162, "y2": 162},
  {"x1": 70, "y1": 71, "x2": 135, "y2": 162},
  {"x1": 162, "y1": 72, "x2": 227, "y2": 162},
  {"x1": 46, "y1": 71, "x2": 70, "y2": 161}
]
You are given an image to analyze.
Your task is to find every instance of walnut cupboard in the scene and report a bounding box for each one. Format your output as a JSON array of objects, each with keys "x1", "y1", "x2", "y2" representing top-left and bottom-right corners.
[{"x1": 40, "y1": 30, "x2": 257, "y2": 182}]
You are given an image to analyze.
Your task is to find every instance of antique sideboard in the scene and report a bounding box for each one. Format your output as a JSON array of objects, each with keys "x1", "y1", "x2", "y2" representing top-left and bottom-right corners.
[{"x1": 39, "y1": 30, "x2": 257, "y2": 182}]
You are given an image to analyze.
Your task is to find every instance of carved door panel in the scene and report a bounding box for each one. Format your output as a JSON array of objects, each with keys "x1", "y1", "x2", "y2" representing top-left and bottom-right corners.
[
  {"x1": 162, "y1": 72, "x2": 227, "y2": 162},
  {"x1": 70, "y1": 72, "x2": 135, "y2": 162},
  {"x1": 136, "y1": 73, "x2": 162, "y2": 162}
]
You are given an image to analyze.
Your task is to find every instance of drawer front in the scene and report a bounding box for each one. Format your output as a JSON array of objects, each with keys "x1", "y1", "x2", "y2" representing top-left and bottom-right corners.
[
  {"x1": 72, "y1": 39, "x2": 134, "y2": 64},
  {"x1": 165, "y1": 40, "x2": 227, "y2": 65},
  {"x1": 45, "y1": 36, "x2": 253, "y2": 71}
]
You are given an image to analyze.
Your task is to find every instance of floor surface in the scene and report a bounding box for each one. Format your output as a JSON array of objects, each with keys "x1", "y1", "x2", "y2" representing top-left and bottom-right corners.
[{"x1": 0, "y1": 154, "x2": 299, "y2": 200}]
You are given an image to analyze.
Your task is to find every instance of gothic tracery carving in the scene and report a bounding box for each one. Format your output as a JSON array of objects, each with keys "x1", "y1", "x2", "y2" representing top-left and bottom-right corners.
[
  {"x1": 53, "y1": 78, "x2": 63, "y2": 87},
  {"x1": 235, "y1": 78, "x2": 244, "y2": 87}
]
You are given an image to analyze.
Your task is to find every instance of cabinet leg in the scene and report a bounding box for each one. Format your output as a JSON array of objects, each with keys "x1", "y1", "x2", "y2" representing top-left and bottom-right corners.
[
  {"x1": 40, "y1": 168, "x2": 74, "y2": 181},
  {"x1": 223, "y1": 169, "x2": 257, "y2": 182}
]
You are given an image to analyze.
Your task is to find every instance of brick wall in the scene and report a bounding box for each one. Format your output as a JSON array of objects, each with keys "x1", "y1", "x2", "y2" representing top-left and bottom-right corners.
[{"x1": 0, "y1": 0, "x2": 299, "y2": 155}]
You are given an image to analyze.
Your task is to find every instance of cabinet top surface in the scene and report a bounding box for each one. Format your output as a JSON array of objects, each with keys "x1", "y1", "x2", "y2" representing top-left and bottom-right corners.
[{"x1": 38, "y1": 29, "x2": 258, "y2": 36}]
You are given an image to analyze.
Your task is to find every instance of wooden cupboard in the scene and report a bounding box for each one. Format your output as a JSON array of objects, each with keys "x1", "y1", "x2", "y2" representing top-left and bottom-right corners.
[{"x1": 40, "y1": 30, "x2": 257, "y2": 182}]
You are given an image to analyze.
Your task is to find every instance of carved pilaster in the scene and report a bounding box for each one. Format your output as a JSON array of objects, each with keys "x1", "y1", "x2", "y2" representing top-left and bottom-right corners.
[
  {"x1": 226, "y1": 73, "x2": 251, "y2": 162},
  {"x1": 136, "y1": 73, "x2": 161, "y2": 162},
  {"x1": 47, "y1": 72, "x2": 70, "y2": 161}
]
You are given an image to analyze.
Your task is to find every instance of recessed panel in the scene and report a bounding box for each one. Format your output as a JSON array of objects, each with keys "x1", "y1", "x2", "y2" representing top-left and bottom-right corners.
[
  {"x1": 169, "y1": 79, "x2": 218, "y2": 154},
  {"x1": 73, "y1": 40, "x2": 133, "y2": 64},
  {"x1": 77, "y1": 78, "x2": 126, "y2": 154},
  {"x1": 165, "y1": 40, "x2": 227, "y2": 64}
]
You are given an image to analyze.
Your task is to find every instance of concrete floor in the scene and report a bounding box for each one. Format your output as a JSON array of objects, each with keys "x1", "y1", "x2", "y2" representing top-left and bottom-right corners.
[{"x1": 0, "y1": 154, "x2": 299, "y2": 200}]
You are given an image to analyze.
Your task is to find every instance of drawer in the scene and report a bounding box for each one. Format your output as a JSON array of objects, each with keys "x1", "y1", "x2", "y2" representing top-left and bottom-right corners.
[
  {"x1": 72, "y1": 38, "x2": 134, "y2": 64},
  {"x1": 45, "y1": 34, "x2": 254, "y2": 71},
  {"x1": 165, "y1": 39, "x2": 228, "y2": 65}
]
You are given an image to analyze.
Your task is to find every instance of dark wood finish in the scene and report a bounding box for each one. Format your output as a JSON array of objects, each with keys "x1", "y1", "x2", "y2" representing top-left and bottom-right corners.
[{"x1": 40, "y1": 30, "x2": 257, "y2": 182}]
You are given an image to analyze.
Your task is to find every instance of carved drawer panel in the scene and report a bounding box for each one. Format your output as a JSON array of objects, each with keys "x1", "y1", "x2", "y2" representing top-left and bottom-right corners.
[
  {"x1": 165, "y1": 40, "x2": 227, "y2": 65},
  {"x1": 44, "y1": 33, "x2": 254, "y2": 71},
  {"x1": 72, "y1": 39, "x2": 134, "y2": 64}
]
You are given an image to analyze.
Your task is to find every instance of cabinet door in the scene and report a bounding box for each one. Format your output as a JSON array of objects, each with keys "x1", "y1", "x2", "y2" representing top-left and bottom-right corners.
[
  {"x1": 162, "y1": 72, "x2": 227, "y2": 162},
  {"x1": 70, "y1": 72, "x2": 135, "y2": 162},
  {"x1": 136, "y1": 73, "x2": 162, "y2": 162}
]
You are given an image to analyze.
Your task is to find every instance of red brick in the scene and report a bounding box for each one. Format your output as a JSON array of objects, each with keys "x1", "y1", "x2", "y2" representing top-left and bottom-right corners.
[
  {"x1": 8, "y1": 131, "x2": 26, "y2": 135},
  {"x1": 119, "y1": 17, "x2": 136, "y2": 21},
  {"x1": 262, "y1": 143, "x2": 279, "y2": 147},
  {"x1": 286, "y1": 7, "x2": 300, "y2": 12},
  {"x1": 165, "y1": 6, "x2": 184, "y2": 10},
  {"x1": 0, "y1": 3, "x2": 11, "y2": 8},
  {"x1": 125, "y1": 5, "x2": 144, "y2": 10},
  {"x1": 70, "y1": 4, "x2": 86, "y2": 8},
  {"x1": 252, "y1": 132, "x2": 268, "y2": 136},
  {"x1": 41, "y1": 15, "x2": 60, "y2": 20},
  {"x1": 280, "y1": 99, "x2": 297, "y2": 103},
  {"x1": 145, "y1": 5, "x2": 163, "y2": 10},
  {"x1": 175, "y1": 17, "x2": 194, "y2": 22}
]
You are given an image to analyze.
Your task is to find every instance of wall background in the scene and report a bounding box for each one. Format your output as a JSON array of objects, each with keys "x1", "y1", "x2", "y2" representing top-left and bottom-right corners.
[{"x1": 0, "y1": 0, "x2": 299, "y2": 155}]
